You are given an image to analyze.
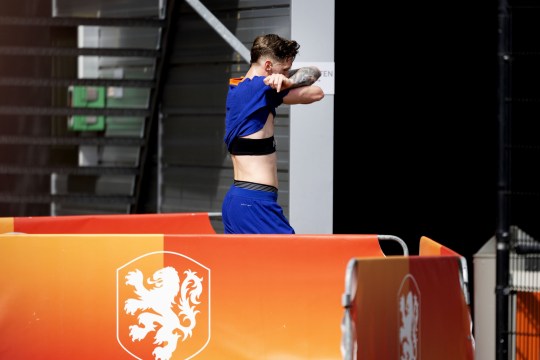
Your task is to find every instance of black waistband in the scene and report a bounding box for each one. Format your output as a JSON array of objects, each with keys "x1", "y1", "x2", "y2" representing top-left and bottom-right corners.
[
  {"x1": 229, "y1": 136, "x2": 276, "y2": 155},
  {"x1": 234, "y1": 180, "x2": 278, "y2": 193}
]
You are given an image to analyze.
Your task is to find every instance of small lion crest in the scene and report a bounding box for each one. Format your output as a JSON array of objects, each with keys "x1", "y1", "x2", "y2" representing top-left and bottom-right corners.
[
  {"x1": 117, "y1": 251, "x2": 210, "y2": 360},
  {"x1": 398, "y1": 274, "x2": 420, "y2": 360}
]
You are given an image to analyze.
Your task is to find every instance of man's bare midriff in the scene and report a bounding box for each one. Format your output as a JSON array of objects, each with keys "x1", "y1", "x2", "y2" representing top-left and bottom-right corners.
[
  {"x1": 232, "y1": 153, "x2": 278, "y2": 187},
  {"x1": 231, "y1": 114, "x2": 279, "y2": 188}
]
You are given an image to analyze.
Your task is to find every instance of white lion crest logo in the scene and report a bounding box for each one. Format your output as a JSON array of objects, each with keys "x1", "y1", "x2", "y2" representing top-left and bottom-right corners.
[
  {"x1": 399, "y1": 290, "x2": 419, "y2": 360},
  {"x1": 124, "y1": 266, "x2": 203, "y2": 360}
]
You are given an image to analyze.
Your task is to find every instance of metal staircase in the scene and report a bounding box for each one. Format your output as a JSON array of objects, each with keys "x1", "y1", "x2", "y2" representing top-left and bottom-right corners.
[{"x1": 0, "y1": 0, "x2": 178, "y2": 216}]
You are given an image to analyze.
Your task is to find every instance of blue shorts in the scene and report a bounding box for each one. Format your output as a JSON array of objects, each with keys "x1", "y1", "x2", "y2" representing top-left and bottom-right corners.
[{"x1": 222, "y1": 184, "x2": 295, "y2": 234}]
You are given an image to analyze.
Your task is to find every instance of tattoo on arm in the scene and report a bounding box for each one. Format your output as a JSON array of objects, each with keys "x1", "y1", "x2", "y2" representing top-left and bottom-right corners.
[{"x1": 288, "y1": 66, "x2": 321, "y2": 89}]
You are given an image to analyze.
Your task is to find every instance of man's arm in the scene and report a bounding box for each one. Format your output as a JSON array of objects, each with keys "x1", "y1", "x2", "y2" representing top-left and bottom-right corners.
[
  {"x1": 287, "y1": 66, "x2": 321, "y2": 89},
  {"x1": 264, "y1": 66, "x2": 322, "y2": 93},
  {"x1": 282, "y1": 83, "x2": 324, "y2": 104}
]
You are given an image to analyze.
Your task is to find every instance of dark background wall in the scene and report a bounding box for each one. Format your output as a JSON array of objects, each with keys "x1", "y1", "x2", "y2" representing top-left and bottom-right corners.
[
  {"x1": 0, "y1": 1, "x2": 65, "y2": 216},
  {"x1": 333, "y1": 0, "x2": 499, "y2": 310}
]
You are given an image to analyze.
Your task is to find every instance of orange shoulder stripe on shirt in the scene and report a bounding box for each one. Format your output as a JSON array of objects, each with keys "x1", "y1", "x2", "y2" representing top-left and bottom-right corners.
[{"x1": 229, "y1": 77, "x2": 244, "y2": 86}]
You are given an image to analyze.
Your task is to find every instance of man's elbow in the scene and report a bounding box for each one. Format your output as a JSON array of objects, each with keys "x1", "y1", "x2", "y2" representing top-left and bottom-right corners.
[
  {"x1": 310, "y1": 86, "x2": 325, "y2": 102},
  {"x1": 316, "y1": 88, "x2": 325, "y2": 101}
]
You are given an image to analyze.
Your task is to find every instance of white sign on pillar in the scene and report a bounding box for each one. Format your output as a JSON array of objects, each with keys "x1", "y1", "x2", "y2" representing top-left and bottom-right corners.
[{"x1": 293, "y1": 62, "x2": 335, "y2": 95}]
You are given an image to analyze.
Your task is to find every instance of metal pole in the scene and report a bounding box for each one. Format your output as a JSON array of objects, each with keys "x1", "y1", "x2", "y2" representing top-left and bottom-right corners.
[
  {"x1": 184, "y1": 0, "x2": 250, "y2": 63},
  {"x1": 496, "y1": 0, "x2": 511, "y2": 358}
]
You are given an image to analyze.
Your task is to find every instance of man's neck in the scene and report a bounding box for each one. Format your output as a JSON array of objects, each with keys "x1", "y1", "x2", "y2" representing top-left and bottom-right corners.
[{"x1": 245, "y1": 64, "x2": 268, "y2": 79}]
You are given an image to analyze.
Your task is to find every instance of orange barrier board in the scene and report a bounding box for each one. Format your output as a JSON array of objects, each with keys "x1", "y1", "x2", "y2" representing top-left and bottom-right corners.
[
  {"x1": 342, "y1": 255, "x2": 475, "y2": 360},
  {"x1": 419, "y1": 235, "x2": 461, "y2": 256},
  {"x1": 515, "y1": 291, "x2": 540, "y2": 360},
  {"x1": 0, "y1": 212, "x2": 216, "y2": 234},
  {"x1": 0, "y1": 233, "x2": 384, "y2": 359}
]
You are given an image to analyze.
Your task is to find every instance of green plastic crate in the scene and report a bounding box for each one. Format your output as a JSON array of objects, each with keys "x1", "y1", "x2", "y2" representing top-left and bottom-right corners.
[{"x1": 68, "y1": 86, "x2": 106, "y2": 131}]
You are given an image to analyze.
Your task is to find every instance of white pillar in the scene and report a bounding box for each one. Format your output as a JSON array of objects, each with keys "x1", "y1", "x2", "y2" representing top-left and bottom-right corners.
[{"x1": 290, "y1": 0, "x2": 335, "y2": 233}]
